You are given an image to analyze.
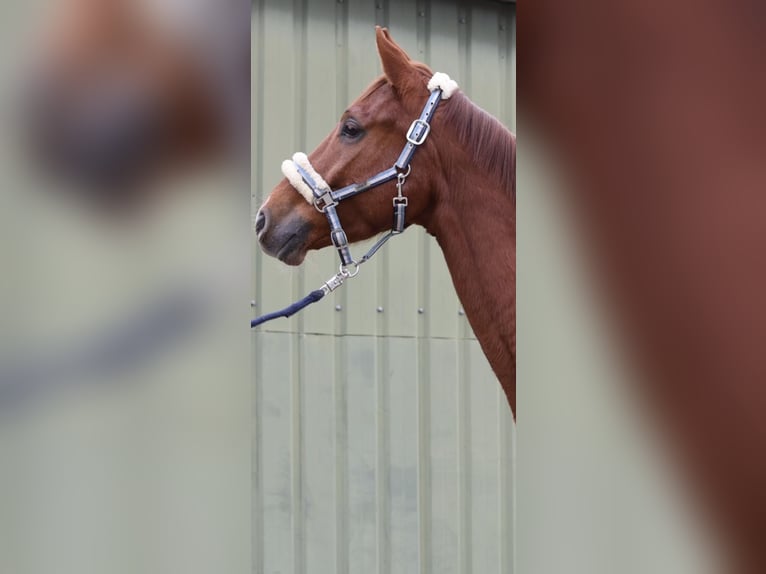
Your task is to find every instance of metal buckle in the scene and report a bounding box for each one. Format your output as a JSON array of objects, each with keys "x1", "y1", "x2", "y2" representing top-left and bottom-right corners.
[
  {"x1": 393, "y1": 196, "x2": 408, "y2": 207},
  {"x1": 406, "y1": 119, "x2": 431, "y2": 146},
  {"x1": 313, "y1": 189, "x2": 338, "y2": 212}
]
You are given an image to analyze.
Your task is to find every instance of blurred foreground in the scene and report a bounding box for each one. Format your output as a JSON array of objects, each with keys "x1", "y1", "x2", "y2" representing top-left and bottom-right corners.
[
  {"x1": 0, "y1": 1, "x2": 251, "y2": 573},
  {"x1": 519, "y1": 1, "x2": 766, "y2": 573}
]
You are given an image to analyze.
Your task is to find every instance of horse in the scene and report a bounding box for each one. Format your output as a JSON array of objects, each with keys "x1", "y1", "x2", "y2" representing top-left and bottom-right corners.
[
  {"x1": 256, "y1": 27, "x2": 516, "y2": 414},
  {"x1": 23, "y1": 0, "x2": 250, "y2": 211}
]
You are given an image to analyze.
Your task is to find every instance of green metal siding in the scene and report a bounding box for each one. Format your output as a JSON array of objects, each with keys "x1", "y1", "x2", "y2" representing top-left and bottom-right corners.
[{"x1": 253, "y1": 1, "x2": 515, "y2": 572}]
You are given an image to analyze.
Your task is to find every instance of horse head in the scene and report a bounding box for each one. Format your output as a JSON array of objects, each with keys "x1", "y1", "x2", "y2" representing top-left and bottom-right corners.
[{"x1": 256, "y1": 27, "x2": 448, "y2": 266}]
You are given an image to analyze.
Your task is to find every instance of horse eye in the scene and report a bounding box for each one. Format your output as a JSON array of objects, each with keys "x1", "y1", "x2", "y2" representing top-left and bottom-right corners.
[{"x1": 340, "y1": 119, "x2": 363, "y2": 140}]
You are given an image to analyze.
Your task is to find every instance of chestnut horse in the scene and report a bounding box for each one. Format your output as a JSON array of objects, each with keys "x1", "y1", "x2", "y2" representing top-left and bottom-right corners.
[{"x1": 256, "y1": 27, "x2": 516, "y2": 413}]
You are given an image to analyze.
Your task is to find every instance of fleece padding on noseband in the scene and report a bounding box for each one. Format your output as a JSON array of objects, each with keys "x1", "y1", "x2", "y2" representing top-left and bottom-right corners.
[
  {"x1": 293, "y1": 152, "x2": 330, "y2": 192},
  {"x1": 427, "y1": 72, "x2": 459, "y2": 99},
  {"x1": 281, "y1": 159, "x2": 313, "y2": 203},
  {"x1": 281, "y1": 152, "x2": 325, "y2": 204}
]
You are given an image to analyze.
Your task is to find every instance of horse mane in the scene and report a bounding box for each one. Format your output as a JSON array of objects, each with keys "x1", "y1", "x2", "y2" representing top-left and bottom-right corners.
[{"x1": 440, "y1": 91, "x2": 516, "y2": 198}]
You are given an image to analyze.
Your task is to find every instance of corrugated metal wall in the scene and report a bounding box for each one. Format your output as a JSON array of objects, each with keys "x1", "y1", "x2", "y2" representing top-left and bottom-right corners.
[{"x1": 252, "y1": 1, "x2": 515, "y2": 573}]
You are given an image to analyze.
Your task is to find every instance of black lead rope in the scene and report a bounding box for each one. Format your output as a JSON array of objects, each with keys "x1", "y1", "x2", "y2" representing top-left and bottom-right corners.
[
  {"x1": 250, "y1": 289, "x2": 325, "y2": 328},
  {"x1": 249, "y1": 225, "x2": 399, "y2": 329},
  {"x1": 252, "y1": 87, "x2": 444, "y2": 329},
  {"x1": 250, "y1": 221, "x2": 403, "y2": 329}
]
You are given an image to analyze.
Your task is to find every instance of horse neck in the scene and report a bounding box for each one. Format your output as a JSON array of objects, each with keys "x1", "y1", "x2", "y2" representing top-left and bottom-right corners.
[{"x1": 422, "y1": 132, "x2": 516, "y2": 412}]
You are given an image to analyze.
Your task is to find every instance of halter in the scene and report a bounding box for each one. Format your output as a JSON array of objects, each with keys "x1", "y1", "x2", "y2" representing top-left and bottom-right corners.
[{"x1": 252, "y1": 72, "x2": 458, "y2": 328}]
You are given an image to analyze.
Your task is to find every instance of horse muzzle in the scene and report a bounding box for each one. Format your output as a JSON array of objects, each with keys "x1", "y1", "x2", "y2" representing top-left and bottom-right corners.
[{"x1": 255, "y1": 206, "x2": 313, "y2": 265}]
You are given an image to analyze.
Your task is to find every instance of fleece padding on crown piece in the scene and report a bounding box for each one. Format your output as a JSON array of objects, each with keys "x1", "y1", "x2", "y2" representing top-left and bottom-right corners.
[{"x1": 427, "y1": 72, "x2": 459, "y2": 99}]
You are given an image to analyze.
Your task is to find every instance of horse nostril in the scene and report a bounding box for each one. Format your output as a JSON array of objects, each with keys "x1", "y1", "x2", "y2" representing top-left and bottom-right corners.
[{"x1": 255, "y1": 210, "x2": 267, "y2": 235}]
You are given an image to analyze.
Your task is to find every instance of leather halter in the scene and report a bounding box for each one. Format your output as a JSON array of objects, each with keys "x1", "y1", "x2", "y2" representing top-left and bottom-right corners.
[
  {"x1": 252, "y1": 73, "x2": 457, "y2": 328},
  {"x1": 282, "y1": 81, "x2": 447, "y2": 291}
]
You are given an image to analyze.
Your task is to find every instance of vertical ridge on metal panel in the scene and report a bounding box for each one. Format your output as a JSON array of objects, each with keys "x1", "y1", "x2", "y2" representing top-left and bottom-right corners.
[
  {"x1": 417, "y1": 330, "x2": 433, "y2": 574},
  {"x1": 498, "y1": 5, "x2": 510, "y2": 131},
  {"x1": 376, "y1": 327, "x2": 391, "y2": 574},
  {"x1": 503, "y1": 6, "x2": 516, "y2": 130},
  {"x1": 303, "y1": 334, "x2": 337, "y2": 572},
  {"x1": 469, "y1": 340, "x2": 501, "y2": 574},
  {"x1": 428, "y1": 338, "x2": 461, "y2": 572},
  {"x1": 291, "y1": 1, "x2": 309, "y2": 570},
  {"x1": 416, "y1": 3, "x2": 433, "y2": 573},
  {"x1": 291, "y1": 330, "x2": 305, "y2": 573},
  {"x1": 252, "y1": 1, "x2": 265, "y2": 573},
  {"x1": 346, "y1": 336, "x2": 379, "y2": 573},
  {"x1": 253, "y1": 332, "x2": 264, "y2": 574},
  {"x1": 388, "y1": 336, "x2": 421, "y2": 573},
  {"x1": 510, "y1": 6, "x2": 517, "y2": 131},
  {"x1": 335, "y1": 328, "x2": 350, "y2": 574},
  {"x1": 457, "y1": 321, "x2": 473, "y2": 574},
  {"x1": 260, "y1": 332, "x2": 294, "y2": 573},
  {"x1": 498, "y1": 384, "x2": 515, "y2": 574}
]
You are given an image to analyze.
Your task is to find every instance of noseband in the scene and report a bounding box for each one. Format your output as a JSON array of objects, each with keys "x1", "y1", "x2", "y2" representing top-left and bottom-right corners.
[{"x1": 252, "y1": 72, "x2": 458, "y2": 328}]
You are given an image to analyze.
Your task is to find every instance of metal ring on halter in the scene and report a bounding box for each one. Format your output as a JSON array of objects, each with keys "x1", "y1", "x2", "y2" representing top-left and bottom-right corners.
[
  {"x1": 397, "y1": 164, "x2": 412, "y2": 179},
  {"x1": 313, "y1": 190, "x2": 338, "y2": 213},
  {"x1": 340, "y1": 261, "x2": 361, "y2": 278}
]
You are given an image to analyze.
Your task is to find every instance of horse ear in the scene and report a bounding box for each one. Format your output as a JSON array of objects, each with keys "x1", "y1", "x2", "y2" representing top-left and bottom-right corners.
[{"x1": 376, "y1": 26, "x2": 416, "y2": 91}]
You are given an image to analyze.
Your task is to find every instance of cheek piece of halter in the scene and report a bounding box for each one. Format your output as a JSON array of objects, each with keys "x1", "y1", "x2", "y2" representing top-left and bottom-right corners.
[{"x1": 252, "y1": 72, "x2": 458, "y2": 328}]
